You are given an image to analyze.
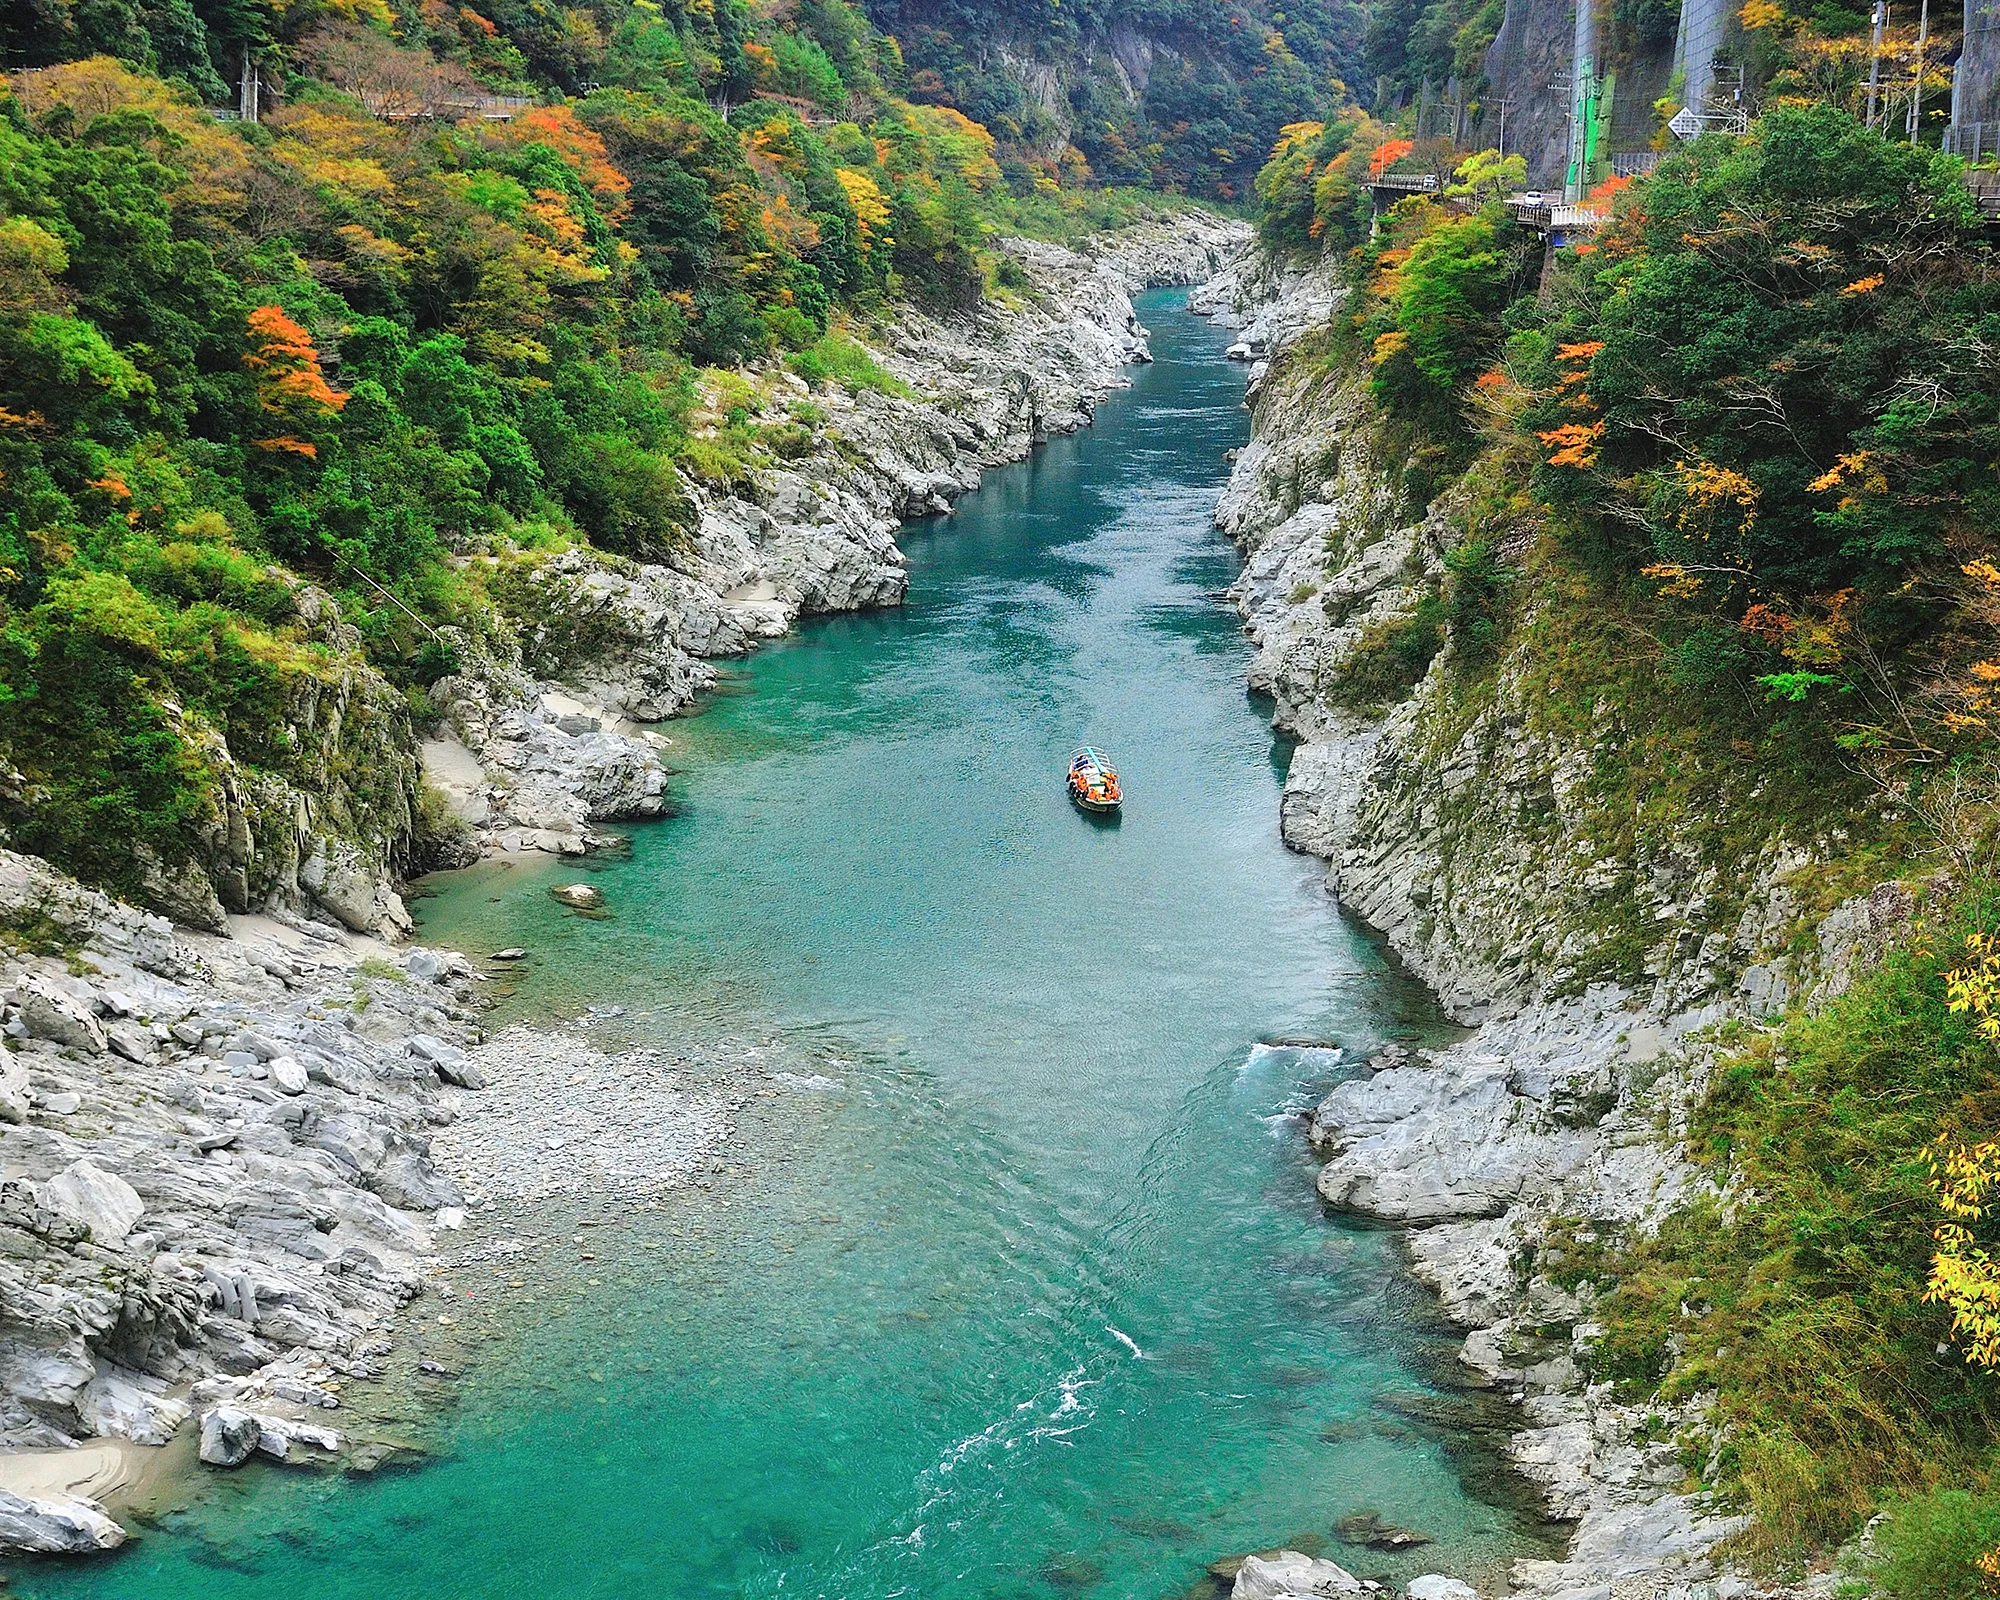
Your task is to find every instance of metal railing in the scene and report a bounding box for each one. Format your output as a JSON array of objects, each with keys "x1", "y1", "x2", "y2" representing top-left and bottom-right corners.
[
  {"x1": 1963, "y1": 168, "x2": 2000, "y2": 220},
  {"x1": 369, "y1": 92, "x2": 536, "y2": 121},
  {"x1": 1504, "y1": 197, "x2": 1608, "y2": 234}
]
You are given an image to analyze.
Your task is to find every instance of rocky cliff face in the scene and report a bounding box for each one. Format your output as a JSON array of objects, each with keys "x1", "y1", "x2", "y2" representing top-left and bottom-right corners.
[
  {"x1": 121, "y1": 583, "x2": 430, "y2": 944},
  {"x1": 1199, "y1": 251, "x2": 1901, "y2": 1600},
  {"x1": 416, "y1": 212, "x2": 1250, "y2": 861},
  {"x1": 0, "y1": 853, "x2": 471, "y2": 1508},
  {"x1": 1476, "y1": 0, "x2": 1679, "y2": 188}
]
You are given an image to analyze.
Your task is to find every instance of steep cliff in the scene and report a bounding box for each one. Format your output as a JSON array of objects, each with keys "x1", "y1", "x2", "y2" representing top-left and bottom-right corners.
[
  {"x1": 861, "y1": 0, "x2": 1354, "y2": 194},
  {"x1": 1476, "y1": 0, "x2": 1682, "y2": 186},
  {"x1": 1201, "y1": 252, "x2": 1917, "y2": 1595}
]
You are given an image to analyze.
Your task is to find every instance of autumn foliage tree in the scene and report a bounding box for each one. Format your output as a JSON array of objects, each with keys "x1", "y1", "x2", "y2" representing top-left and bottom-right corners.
[
  {"x1": 243, "y1": 306, "x2": 347, "y2": 458},
  {"x1": 1511, "y1": 103, "x2": 2000, "y2": 724}
]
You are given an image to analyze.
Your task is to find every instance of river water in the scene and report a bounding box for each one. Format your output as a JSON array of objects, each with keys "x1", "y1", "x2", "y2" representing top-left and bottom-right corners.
[{"x1": 23, "y1": 294, "x2": 1548, "y2": 1600}]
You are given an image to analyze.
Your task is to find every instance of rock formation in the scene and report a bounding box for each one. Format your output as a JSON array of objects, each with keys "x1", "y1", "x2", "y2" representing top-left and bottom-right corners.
[{"x1": 1197, "y1": 248, "x2": 1904, "y2": 1598}]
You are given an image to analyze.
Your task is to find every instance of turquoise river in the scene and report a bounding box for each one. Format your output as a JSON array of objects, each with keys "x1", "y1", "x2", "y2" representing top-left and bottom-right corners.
[{"x1": 22, "y1": 293, "x2": 1554, "y2": 1600}]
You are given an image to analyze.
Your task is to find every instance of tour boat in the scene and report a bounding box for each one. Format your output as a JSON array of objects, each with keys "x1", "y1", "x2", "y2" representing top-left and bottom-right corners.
[{"x1": 1067, "y1": 747, "x2": 1123, "y2": 813}]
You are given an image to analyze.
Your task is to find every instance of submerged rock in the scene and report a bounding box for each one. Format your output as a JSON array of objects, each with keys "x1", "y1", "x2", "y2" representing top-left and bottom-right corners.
[
  {"x1": 550, "y1": 883, "x2": 604, "y2": 911},
  {"x1": 1334, "y1": 1511, "x2": 1432, "y2": 1551}
]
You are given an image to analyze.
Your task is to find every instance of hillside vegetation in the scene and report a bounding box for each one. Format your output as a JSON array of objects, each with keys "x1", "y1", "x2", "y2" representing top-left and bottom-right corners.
[
  {"x1": 864, "y1": 0, "x2": 1354, "y2": 197},
  {"x1": 1240, "y1": 46, "x2": 2000, "y2": 1586},
  {"x1": 0, "y1": 0, "x2": 1282, "y2": 911}
]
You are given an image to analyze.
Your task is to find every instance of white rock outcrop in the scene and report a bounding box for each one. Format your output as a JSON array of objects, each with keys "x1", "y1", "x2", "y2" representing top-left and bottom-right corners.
[
  {"x1": 0, "y1": 1488, "x2": 125, "y2": 1554},
  {"x1": 1232, "y1": 1550, "x2": 1364, "y2": 1599},
  {"x1": 198, "y1": 1404, "x2": 340, "y2": 1467},
  {"x1": 0, "y1": 850, "x2": 476, "y2": 1468},
  {"x1": 1407, "y1": 1578, "x2": 1478, "y2": 1600}
]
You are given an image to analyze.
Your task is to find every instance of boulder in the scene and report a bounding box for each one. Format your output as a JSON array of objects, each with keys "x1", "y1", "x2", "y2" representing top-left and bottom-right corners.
[
  {"x1": 198, "y1": 1405, "x2": 263, "y2": 1466},
  {"x1": 202, "y1": 1405, "x2": 343, "y2": 1467},
  {"x1": 253, "y1": 1415, "x2": 341, "y2": 1462},
  {"x1": 408, "y1": 1036, "x2": 484, "y2": 1088},
  {"x1": 105, "y1": 1022, "x2": 156, "y2": 1065},
  {"x1": 0, "y1": 1489, "x2": 125, "y2": 1554},
  {"x1": 41, "y1": 1162, "x2": 144, "y2": 1249},
  {"x1": 1406, "y1": 1580, "x2": 1476, "y2": 1600},
  {"x1": 433, "y1": 1056, "x2": 485, "y2": 1090},
  {"x1": 13, "y1": 978, "x2": 107, "y2": 1054},
  {"x1": 1233, "y1": 1552, "x2": 1362, "y2": 1600},
  {"x1": 368, "y1": 1150, "x2": 464, "y2": 1214},
  {"x1": 550, "y1": 883, "x2": 603, "y2": 911},
  {"x1": 269, "y1": 1057, "x2": 310, "y2": 1095}
]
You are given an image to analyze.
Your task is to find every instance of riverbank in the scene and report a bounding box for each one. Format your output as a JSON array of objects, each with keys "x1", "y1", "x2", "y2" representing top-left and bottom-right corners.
[
  {"x1": 414, "y1": 210, "x2": 1252, "y2": 871},
  {"x1": 1197, "y1": 248, "x2": 1901, "y2": 1600},
  {"x1": 0, "y1": 211, "x2": 1255, "y2": 1560}
]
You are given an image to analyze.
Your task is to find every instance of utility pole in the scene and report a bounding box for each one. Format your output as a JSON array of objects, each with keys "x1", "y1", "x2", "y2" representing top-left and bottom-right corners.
[
  {"x1": 1907, "y1": 0, "x2": 1929, "y2": 141},
  {"x1": 1865, "y1": 0, "x2": 1887, "y2": 127},
  {"x1": 1493, "y1": 96, "x2": 1515, "y2": 159}
]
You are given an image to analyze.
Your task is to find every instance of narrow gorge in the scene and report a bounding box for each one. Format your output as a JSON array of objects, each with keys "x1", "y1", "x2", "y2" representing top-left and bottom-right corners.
[
  {"x1": 3, "y1": 18, "x2": 1998, "y2": 1591},
  {"x1": 0, "y1": 248, "x2": 1608, "y2": 1600}
]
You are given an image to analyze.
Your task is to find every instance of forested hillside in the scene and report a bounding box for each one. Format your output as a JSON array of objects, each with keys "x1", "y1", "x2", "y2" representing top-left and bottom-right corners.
[
  {"x1": 0, "y1": 0, "x2": 1275, "y2": 912},
  {"x1": 1236, "y1": 29, "x2": 2000, "y2": 1583},
  {"x1": 864, "y1": 0, "x2": 1356, "y2": 196}
]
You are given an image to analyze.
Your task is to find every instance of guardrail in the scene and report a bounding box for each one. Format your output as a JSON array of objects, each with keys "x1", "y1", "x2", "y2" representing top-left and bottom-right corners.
[
  {"x1": 1947, "y1": 121, "x2": 2000, "y2": 161},
  {"x1": 1368, "y1": 172, "x2": 1441, "y2": 193},
  {"x1": 369, "y1": 92, "x2": 536, "y2": 121},
  {"x1": 1503, "y1": 198, "x2": 1608, "y2": 237},
  {"x1": 1966, "y1": 168, "x2": 2000, "y2": 221}
]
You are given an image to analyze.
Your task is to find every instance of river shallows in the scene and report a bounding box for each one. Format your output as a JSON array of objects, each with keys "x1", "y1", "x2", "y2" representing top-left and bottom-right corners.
[{"x1": 22, "y1": 294, "x2": 1548, "y2": 1600}]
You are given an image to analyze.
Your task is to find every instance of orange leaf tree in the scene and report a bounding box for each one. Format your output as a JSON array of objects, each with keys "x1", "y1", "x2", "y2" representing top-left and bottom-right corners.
[{"x1": 243, "y1": 307, "x2": 346, "y2": 459}]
